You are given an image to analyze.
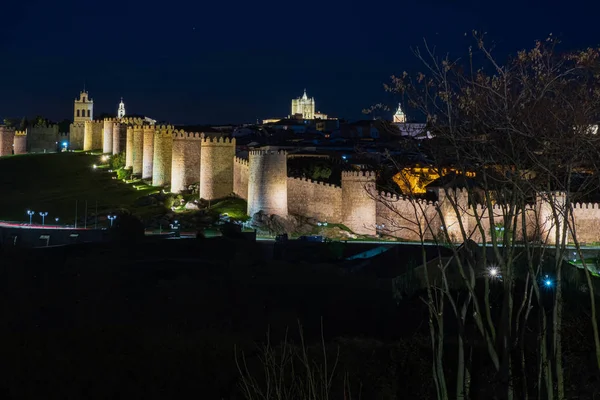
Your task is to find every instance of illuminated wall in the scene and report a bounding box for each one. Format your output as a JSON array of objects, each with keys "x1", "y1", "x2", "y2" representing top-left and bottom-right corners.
[
  {"x1": 73, "y1": 91, "x2": 93, "y2": 123},
  {"x1": 199, "y1": 136, "x2": 235, "y2": 200},
  {"x1": 132, "y1": 125, "x2": 144, "y2": 175},
  {"x1": 103, "y1": 119, "x2": 113, "y2": 153},
  {"x1": 152, "y1": 125, "x2": 174, "y2": 187},
  {"x1": 0, "y1": 126, "x2": 15, "y2": 156},
  {"x1": 171, "y1": 131, "x2": 202, "y2": 193},
  {"x1": 233, "y1": 156, "x2": 249, "y2": 200},
  {"x1": 69, "y1": 122, "x2": 85, "y2": 150},
  {"x1": 142, "y1": 125, "x2": 155, "y2": 179},
  {"x1": 287, "y1": 177, "x2": 342, "y2": 223},
  {"x1": 13, "y1": 130, "x2": 27, "y2": 154},
  {"x1": 247, "y1": 150, "x2": 288, "y2": 217},
  {"x1": 341, "y1": 171, "x2": 377, "y2": 235},
  {"x1": 83, "y1": 121, "x2": 103, "y2": 151}
]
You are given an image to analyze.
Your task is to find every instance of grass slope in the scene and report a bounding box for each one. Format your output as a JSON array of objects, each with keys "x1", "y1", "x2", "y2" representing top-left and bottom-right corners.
[{"x1": 0, "y1": 152, "x2": 160, "y2": 224}]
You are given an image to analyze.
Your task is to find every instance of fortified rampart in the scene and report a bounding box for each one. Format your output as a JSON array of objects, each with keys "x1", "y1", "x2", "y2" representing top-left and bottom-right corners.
[
  {"x1": 0, "y1": 126, "x2": 15, "y2": 156},
  {"x1": 199, "y1": 136, "x2": 235, "y2": 200},
  {"x1": 103, "y1": 119, "x2": 114, "y2": 153},
  {"x1": 13, "y1": 130, "x2": 27, "y2": 155},
  {"x1": 125, "y1": 126, "x2": 134, "y2": 168},
  {"x1": 132, "y1": 125, "x2": 144, "y2": 175},
  {"x1": 341, "y1": 171, "x2": 377, "y2": 235},
  {"x1": 83, "y1": 121, "x2": 103, "y2": 151},
  {"x1": 142, "y1": 125, "x2": 155, "y2": 179},
  {"x1": 247, "y1": 150, "x2": 288, "y2": 217},
  {"x1": 376, "y1": 191, "x2": 438, "y2": 241},
  {"x1": 171, "y1": 131, "x2": 202, "y2": 193},
  {"x1": 112, "y1": 122, "x2": 126, "y2": 155},
  {"x1": 69, "y1": 122, "x2": 84, "y2": 150},
  {"x1": 287, "y1": 177, "x2": 342, "y2": 223},
  {"x1": 152, "y1": 125, "x2": 174, "y2": 187},
  {"x1": 233, "y1": 157, "x2": 249, "y2": 200},
  {"x1": 26, "y1": 124, "x2": 59, "y2": 153}
]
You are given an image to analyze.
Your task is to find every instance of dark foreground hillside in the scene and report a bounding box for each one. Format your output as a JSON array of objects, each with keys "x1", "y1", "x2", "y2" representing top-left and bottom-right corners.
[{"x1": 0, "y1": 238, "x2": 432, "y2": 399}]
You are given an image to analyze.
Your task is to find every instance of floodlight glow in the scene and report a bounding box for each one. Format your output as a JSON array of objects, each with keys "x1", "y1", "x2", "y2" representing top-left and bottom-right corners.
[
  {"x1": 489, "y1": 267, "x2": 498, "y2": 277},
  {"x1": 545, "y1": 279, "x2": 552, "y2": 287},
  {"x1": 93, "y1": 164, "x2": 97, "y2": 169}
]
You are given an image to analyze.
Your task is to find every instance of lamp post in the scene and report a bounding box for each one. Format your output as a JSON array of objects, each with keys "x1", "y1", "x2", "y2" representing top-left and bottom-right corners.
[
  {"x1": 26, "y1": 210, "x2": 35, "y2": 225},
  {"x1": 107, "y1": 215, "x2": 117, "y2": 227},
  {"x1": 55, "y1": 217, "x2": 59, "y2": 225},
  {"x1": 39, "y1": 211, "x2": 48, "y2": 226}
]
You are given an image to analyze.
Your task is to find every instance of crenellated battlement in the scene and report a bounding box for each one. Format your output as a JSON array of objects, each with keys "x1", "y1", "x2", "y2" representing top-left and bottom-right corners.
[
  {"x1": 249, "y1": 149, "x2": 287, "y2": 156},
  {"x1": 288, "y1": 176, "x2": 341, "y2": 189},
  {"x1": 119, "y1": 117, "x2": 144, "y2": 125},
  {"x1": 201, "y1": 135, "x2": 235, "y2": 145},
  {"x1": 84, "y1": 120, "x2": 103, "y2": 127},
  {"x1": 378, "y1": 191, "x2": 435, "y2": 206},
  {"x1": 572, "y1": 202, "x2": 600, "y2": 210},
  {"x1": 154, "y1": 125, "x2": 175, "y2": 138},
  {"x1": 15, "y1": 130, "x2": 27, "y2": 136},
  {"x1": 341, "y1": 170, "x2": 376, "y2": 179},
  {"x1": 234, "y1": 156, "x2": 249, "y2": 166},
  {"x1": 172, "y1": 130, "x2": 203, "y2": 139}
]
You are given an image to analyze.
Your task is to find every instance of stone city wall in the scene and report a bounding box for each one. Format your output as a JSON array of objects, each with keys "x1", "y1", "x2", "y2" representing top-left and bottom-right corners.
[
  {"x1": 341, "y1": 171, "x2": 377, "y2": 235},
  {"x1": 0, "y1": 126, "x2": 15, "y2": 156},
  {"x1": 247, "y1": 150, "x2": 288, "y2": 217},
  {"x1": 13, "y1": 130, "x2": 27, "y2": 154},
  {"x1": 142, "y1": 125, "x2": 155, "y2": 180},
  {"x1": 69, "y1": 122, "x2": 84, "y2": 150},
  {"x1": 287, "y1": 177, "x2": 342, "y2": 223},
  {"x1": 570, "y1": 202, "x2": 600, "y2": 244},
  {"x1": 26, "y1": 124, "x2": 59, "y2": 153},
  {"x1": 170, "y1": 131, "x2": 202, "y2": 193},
  {"x1": 151, "y1": 125, "x2": 174, "y2": 187},
  {"x1": 132, "y1": 125, "x2": 144, "y2": 175},
  {"x1": 376, "y1": 192, "x2": 438, "y2": 241},
  {"x1": 199, "y1": 136, "x2": 235, "y2": 200},
  {"x1": 83, "y1": 121, "x2": 103, "y2": 151},
  {"x1": 233, "y1": 157, "x2": 249, "y2": 200},
  {"x1": 103, "y1": 119, "x2": 114, "y2": 153}
]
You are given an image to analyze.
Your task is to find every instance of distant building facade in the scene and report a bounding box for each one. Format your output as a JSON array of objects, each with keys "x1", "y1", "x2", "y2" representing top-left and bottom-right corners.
[{"x1": 291, "y1": 89, "x2": 315, "y2": 120}]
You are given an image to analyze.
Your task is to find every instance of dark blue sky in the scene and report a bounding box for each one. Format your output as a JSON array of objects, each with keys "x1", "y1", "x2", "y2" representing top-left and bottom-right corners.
[{"x1": 0, "y1": 0, "x2": 598, "y2": 125}]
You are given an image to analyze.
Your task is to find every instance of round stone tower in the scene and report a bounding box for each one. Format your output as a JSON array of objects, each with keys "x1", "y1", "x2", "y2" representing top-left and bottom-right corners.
[
  {"x1": 152, "y1": 125, "x2": 174, "y2": 187},
  {"x1": 112, "y1": 122, "x2": 125, "y2": 155},
  {"x1": 83, "y1": 120, "x2": 97, "y2": 151},
  {"x1": 125, "y1": 126, "x2": 134, "y2": 168},
  {"x1": 247, "y1": 149, "x2": 288, "y2": 217},
  {"x1": 132, "y1": 125, "x2": 144, "y2": 175},
  {"x1": 199, "y1": 136, "x2": 235, "y2": 200},
  {"x1": 13, "y1": 130, "x2": 27, "y2": 155},
  {"x1": 103, "y1": 119, "x2": 114, "y2": 154},
  {"x1": 171, "y1": 130, "x2": 202, "y2": 193},
  {"x1": 0, "y1": 126, "x2": 16, "y2": 156},
  {"x1": 142, "y1": 125, "x2": 155, "y2": 180},
  {"x1": 341, "y1": 171, "x2": 377, "y2": 235}
]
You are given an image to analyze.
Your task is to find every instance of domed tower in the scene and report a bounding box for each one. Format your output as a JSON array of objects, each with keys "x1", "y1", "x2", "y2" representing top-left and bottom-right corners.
[
  {"x1": 142, "y1": 125, "x2": 155, "y2": 180},
  {"x1": 0, "y1": 126, "x2": 15, "y2": 156},
  {"x1": 341, "y1": 171, "x2": 377, "y2": 235},
  {"x1": 247, "y1": 149, "x2": 288, "y2": 217},
  {"x1": 74, "y1": 90, "x2": 93, "y2": 122},
  {"x1": 102, "y1": 118, "x2": 114, "y2": 154},
  {"x1": 199, "y1": 136, "x2": 235, "y2": 200},
  {"x1": 152, "y1": 125, "x2": 174, "y2": 187},
  {"x1": 132, "y1": 125, "x2": 144, "y2": 175},
  {"x1": 171, "y1": 130, "x2": 202, "y2": 193},
  {"x1": 13, "y1": 130, "x2": 27, "y2": 155}
]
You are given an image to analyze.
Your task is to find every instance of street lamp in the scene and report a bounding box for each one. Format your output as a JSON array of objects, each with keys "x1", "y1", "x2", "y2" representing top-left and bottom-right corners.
[
  {"x1": 55, "y1": 217, "x2": 59, "y2": 224},
  {"x1": 26, "y1": 210, "x2": 35, "y2": 225},
  {"x1": 39, "y1": 211, "x2": 48, "y2": 226},
  {"x1": 107, "y1": 215, "x2": 117, "y2": 227}
]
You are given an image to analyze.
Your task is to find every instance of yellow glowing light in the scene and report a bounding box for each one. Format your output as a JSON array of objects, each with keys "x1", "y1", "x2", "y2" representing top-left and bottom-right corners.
[{"x1": 393, "y1": 167, "x2": 475, "y2": 194}]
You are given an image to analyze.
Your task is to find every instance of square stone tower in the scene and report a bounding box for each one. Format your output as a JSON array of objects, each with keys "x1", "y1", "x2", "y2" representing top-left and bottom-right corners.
[{"x1": 74, "y1": 91, "x2": 93, "y2": 122}]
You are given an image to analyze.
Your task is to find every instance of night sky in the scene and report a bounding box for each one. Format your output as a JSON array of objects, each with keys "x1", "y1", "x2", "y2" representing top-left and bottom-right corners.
[{"x1": 0, "y1": 0, "x2": 598, "y2": 125}]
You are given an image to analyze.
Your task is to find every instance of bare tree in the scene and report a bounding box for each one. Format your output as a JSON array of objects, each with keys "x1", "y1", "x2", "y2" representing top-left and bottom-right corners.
[{"x1": 379, "y1": 33, "x2": 600, "y2": 399}]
